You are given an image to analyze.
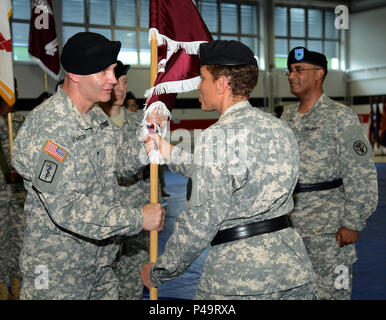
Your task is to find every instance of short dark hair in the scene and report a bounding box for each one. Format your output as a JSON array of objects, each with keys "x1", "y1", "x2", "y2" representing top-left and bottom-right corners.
[
  {"x1": 206, "y1": 64, "x2": 258, "y2": 97},
  {"x1": 126, "y1": 91, "x2": 136, "y2": 100}
]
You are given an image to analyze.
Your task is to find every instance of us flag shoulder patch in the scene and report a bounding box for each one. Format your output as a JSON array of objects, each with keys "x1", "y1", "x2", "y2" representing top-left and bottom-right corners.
[{"x1": 43, "y1": 140, "x2": 68, "y2": 162}]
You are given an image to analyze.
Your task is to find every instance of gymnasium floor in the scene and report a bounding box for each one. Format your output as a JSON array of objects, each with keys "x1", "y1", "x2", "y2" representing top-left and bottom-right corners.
[{"x1": 144, "y1": 160, "x2": 386, "y2": 300}]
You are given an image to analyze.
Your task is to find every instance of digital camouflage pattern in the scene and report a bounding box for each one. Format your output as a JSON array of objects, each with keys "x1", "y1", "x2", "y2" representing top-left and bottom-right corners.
[
  {"x1": 302, "y1": 234, "x2": 354, "y2": 299},
  {"x1": 110, "y1": 107, "x2": 150, "y2": 300},
  {"x1": 12, "y1": 89, "x2": 147, "y2": 300},
  {"x1": 282, "y1": 94, "x2": 378, "y2": 237},
  {"x1": 282, "y1": 93, "x2": 378, "y2": 299},
  {"x1": 0, "y1": 113, "x2": 26, "y2": 282},
  {"x1": 151, "y1": 100, "x2": 315, "y2": 298}
]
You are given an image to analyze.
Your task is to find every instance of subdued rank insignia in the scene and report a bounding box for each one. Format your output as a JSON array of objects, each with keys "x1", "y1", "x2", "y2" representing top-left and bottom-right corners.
[
  {"x1": 38, "y1": 160, "x2": 58, "y2": 183},
  {"x1": 100, "y1": 120, "x2": 109, "y2": 130},
  {"x1": 353, "y1": 140, "x2": 367, "y2": 156}
]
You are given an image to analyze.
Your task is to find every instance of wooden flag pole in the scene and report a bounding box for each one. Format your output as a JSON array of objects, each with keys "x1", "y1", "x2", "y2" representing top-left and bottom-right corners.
[
  {"x1": 7, "y1": 112, "x2": 13, "y2": 162},
  {"x1": 43, "y1": 72, "x2": 48, "y2": 92},
  {"x1": 149, "y1": 30, "x2": 159, "y2": 301}
]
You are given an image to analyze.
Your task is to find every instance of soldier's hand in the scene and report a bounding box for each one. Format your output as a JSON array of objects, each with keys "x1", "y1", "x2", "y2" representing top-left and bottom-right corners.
[
  {"x1": 9, "y1": 169, "x2": 23, "y2": 183},
  {"x1": 336, "y1": 227, "x2": 359, "y2": 247},
  {"x1": 145, "y1": 133, "x2": 173, "y2": 159},
  {"x1": 141, "y1": 203, "x2": 165, "y2": 231},
  {"x1": 141, "y1": 263, "x2": 156, "y2": 289}
]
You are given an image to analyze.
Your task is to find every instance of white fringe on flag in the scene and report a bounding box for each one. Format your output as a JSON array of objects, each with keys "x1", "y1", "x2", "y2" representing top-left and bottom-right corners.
[
  {"x1": 141, "y1": 101, "x2": 172, "y2": 165},
  {"x1": 149, "y1": 28, "x2": 207, "y2": 67},
  {"x1": 145, "y1": 27, "x2": 208, "y2": 164},
  {"x1": 144, "y1": 76, "x2": 201, "y2": 98}
]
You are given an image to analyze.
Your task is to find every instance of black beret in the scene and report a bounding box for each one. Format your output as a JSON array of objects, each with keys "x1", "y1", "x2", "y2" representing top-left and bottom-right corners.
[
  {"x1": 287, "y1": 47, "x2": 328, "y2": 74},
  {"x1": 199, "y1": 40, "x2": 257, "y2": 66},
  {"x1": 114, "y1": 60, "x2": 131, "y2": 79},
  {"x1": 61, "y1": 32, "x2": 121, "y2": 75}
]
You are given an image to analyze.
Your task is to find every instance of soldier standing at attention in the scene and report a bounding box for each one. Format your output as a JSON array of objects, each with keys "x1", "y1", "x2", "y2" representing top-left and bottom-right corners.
[
  {"x1": 282, "y1": 47, "x2": 378, "y2": 299},
  {"x1": 142, "y1": 40, "x2": 315, "y2": 300},
  {"x1": 11, "y1": 32, "x2": 164, "y2": 300}
]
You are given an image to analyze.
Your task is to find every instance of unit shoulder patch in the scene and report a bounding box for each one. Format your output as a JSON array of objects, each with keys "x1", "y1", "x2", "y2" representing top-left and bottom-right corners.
[
  {"x1": 353, "y1": 140, "x2": 368, "y2": 156},
  {"x1": 38, "y1": 160, "x2": 58, "y2": 183}
]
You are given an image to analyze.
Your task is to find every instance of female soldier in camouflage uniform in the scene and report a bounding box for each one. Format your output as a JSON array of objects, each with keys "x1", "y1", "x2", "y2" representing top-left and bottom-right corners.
[{"x1": 142, "y1": 40, "x2": 315, "y2": 300}]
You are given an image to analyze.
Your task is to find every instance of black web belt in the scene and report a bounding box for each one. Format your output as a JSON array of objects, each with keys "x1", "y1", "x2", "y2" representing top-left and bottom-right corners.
[
  {"x1": 294, "y1": 178, "x2": 343, "y2": 193},
  {"x1": 211, "y1": 215, "x2": 291, "y2": 246}
]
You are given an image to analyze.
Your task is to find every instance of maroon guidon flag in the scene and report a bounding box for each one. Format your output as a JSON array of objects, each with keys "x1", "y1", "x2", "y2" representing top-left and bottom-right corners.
[
  {"x1": 28, "y1": 0, "x2": 60, "y2": 80},
  {"x1": 143, "y1": 0, "x2": 213, "y2": 163}
]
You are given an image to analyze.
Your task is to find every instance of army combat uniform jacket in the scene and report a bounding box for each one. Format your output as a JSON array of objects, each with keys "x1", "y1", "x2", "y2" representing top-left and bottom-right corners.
[
  {"x1": 282, "y1": 94, "x2": 378, "y2": 238},
  {"x1": 151, "y1": 101, "x2": 314, "y2": 297},
  {"x1": 12, "y1": 89, "x2": 146, "y2": 282}
]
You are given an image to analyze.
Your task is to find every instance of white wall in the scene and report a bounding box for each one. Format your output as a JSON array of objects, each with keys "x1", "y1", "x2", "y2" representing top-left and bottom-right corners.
[
  {"x1": 349, "y1": 6, "x2": 386, "y2": 70},
  {"x1": 348, "y1": 6, "x2": 386, "y2": 96}
]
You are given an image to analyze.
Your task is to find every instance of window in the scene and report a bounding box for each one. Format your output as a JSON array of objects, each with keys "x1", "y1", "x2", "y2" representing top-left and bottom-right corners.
[
  {"x1": 10, "y1": 0, "x2": 31, "y2": 62},
  {"x1": 62, "y1": 0, "x2": 150, "y2": 66},
  {"x1": 274, "y1": 5, "x2": 340, "y2": 69},
  {"x1": 11, "y1": 0, "x2": 258, "y2": 67},
  {"x1": 197, "y1": 0, "x2": 259, "y2": 57}
]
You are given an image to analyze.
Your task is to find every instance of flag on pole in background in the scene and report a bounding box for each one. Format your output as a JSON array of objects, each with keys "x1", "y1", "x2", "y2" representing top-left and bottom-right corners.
[
  {"x1": 0, "y1": 0, "x2": 15, "y2": 106},
  {"x1": 29, "y1": 0, "x2": 60, "y2": 80},
  {"x1": 145, "y1": 0, "x2": 213, "y2": 115},
  {"x1": 143, "y1": 0, "x2": 213, "y2": 164},
  {"x1": 379, "y1": 96, "x2": 386, "y2": 147},
  {"x1": 368, "y1": 98, "x2": 375, "y2": 148}
]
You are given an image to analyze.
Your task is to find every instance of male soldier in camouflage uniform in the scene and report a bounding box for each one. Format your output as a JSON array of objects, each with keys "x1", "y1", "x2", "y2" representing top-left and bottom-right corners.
[
  {"x1": 100, "y1": 61, "x2": 150, "y2": 300},
  {"x1": 282, "y1": 47, "x2": 378, "y2": 299},
  {"x1": 11, "y1": 32, "x2": 164, "y2": 300},
  {"x1": 142, "y1": 40, "x2": 315, "y2": 299},
  {"x1": 0, "y1": 92, "x2": 26, "y2": 300}
]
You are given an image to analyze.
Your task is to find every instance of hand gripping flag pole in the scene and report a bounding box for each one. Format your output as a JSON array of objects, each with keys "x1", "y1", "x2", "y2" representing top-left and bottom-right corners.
[{"x1": 143, "y1": 0, "x2": 213, "y2": 300}]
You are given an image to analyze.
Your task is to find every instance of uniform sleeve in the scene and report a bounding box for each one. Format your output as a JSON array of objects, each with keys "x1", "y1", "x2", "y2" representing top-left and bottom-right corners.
[
  {"x1": 150, "y1": 131, "x2": 234, "y2": 286},
  {"x1": 117, "y1": 129, "x2": 149, "y2": 177},
  {"x1": 337, "y1": 110, "x2": 378, "y2": 231},
  {"x1": 166, "y1": 145, "x2": 194, "y2": 178},
  {"x1": 13, "y1": 129, "x2": 144, "y2": 241}
]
